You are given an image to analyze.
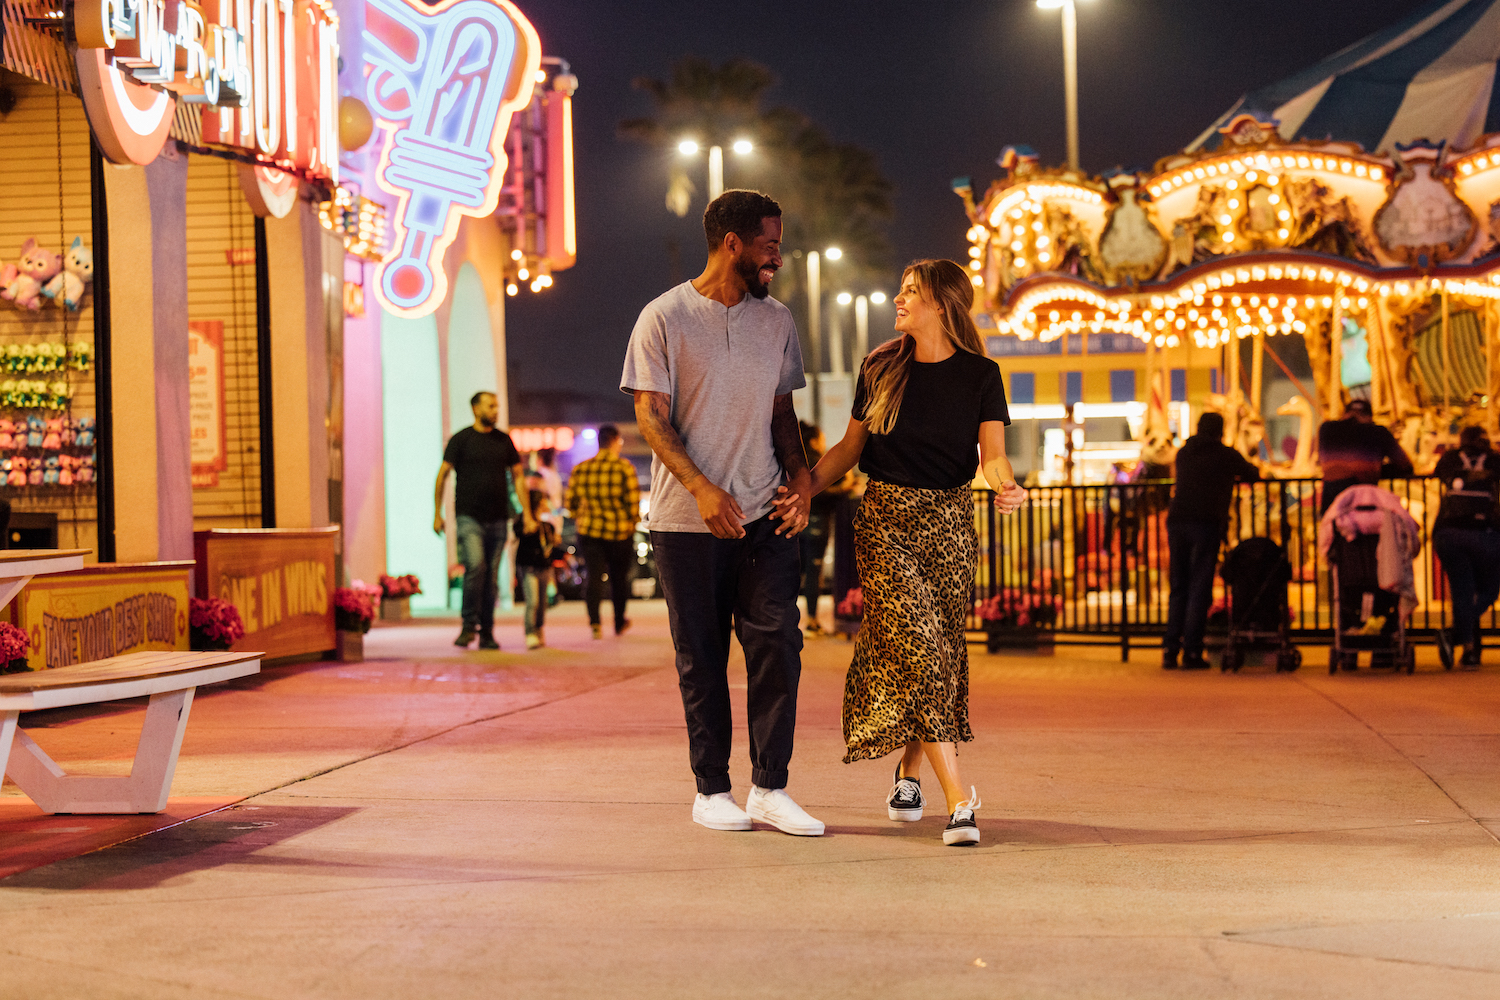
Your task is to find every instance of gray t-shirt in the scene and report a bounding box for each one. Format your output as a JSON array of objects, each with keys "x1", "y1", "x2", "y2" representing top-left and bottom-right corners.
[{"x1": 621, "y1": 281, "x2": 806, "y2": 533}]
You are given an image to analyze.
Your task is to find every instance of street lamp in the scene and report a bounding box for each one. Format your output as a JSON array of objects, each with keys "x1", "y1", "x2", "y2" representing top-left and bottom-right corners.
[
  {"x1": 677, "y1": 137, "x2": 754, "y2": 202},
  {"x1": 806, "y1": 246, "x2": 842, "y2": 426},
  {"x1": 1037, "y1": 0, "x2": 1083, "y2": 171},
  {"x1": 833, "y1": 290, "x2": 888, "y2": 365}
]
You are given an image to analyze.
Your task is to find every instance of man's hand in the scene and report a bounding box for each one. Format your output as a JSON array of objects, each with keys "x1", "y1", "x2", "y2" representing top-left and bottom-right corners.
[
  {"x1": 433, "y1": 514, "x2": 445, "y2": 535},
  {"x1": 770, "y1": 471, "x2": 812, "y2": 537},
  {"x1": 692, "y1": 481, "x2": 746, "y2": 538},
  {"x1": 993, "y1": 481, "x2": 1027, "y2": 515}
]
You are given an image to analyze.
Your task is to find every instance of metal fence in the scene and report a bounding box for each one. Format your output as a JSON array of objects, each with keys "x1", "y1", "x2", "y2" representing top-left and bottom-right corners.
[{"x1": 971, "y1": 476, "x2": 1498, "y2": 653}]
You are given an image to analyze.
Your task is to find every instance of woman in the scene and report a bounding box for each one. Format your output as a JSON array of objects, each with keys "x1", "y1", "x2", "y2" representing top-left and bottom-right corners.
[
  {"x1": 780, "y1": 259, "x2": 1025, "y2": 846},
  {"x1": 515, "y1": 488, "x2": 562, "y2": 650}
]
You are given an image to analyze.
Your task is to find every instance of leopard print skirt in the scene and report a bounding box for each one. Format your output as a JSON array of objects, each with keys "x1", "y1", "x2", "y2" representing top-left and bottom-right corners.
[{"x1": 842, "y1": 480, "x2": 976, "y2": 763}]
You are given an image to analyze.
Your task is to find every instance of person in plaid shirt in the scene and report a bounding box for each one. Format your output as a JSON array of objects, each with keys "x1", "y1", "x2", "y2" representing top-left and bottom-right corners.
[{"x1": 564, "y1": 424, "x2": 641, "y2": 637}]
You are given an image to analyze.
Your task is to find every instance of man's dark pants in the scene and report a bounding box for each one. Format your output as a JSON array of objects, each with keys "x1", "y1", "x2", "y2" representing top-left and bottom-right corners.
[
  {"x1": 1434, "y1": 528, "x2": 1500, "y2": 649},
  {"x1": 580, "y1": 535, "x2": 634, "y2": 629},
  {"x1": 455, "y1": 515, "x2": 508, "y2": 635},
  {"x1": 651, "y1": 516, "x2": 803, "y2": 794},
  {"x1": 1164, "y1": 519, "x2": 1222, "y2": 659}
]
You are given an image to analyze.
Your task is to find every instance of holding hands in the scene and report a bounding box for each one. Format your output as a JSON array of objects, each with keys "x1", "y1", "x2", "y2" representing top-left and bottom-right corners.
[{"x1": 993, "y1": 480, "x2": 1027, "y2": 515}]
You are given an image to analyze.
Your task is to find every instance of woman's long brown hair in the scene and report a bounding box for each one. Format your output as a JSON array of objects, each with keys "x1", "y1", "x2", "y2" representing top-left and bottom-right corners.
[{"x1": 860, "y1": 259, "x2": 987, "y2": 435}]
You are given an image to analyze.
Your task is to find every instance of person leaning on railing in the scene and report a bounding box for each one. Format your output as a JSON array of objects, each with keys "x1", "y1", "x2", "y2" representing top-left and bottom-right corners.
[
  {"x1": 1318, "y1": 398, "x2": 1413, "y2": 514},
  {"x1": 1162, "y1": 411, "x2": 1260, "y2": 671},
  {"x1": 1432, "y1": 425, "x2": 1500, "y2": 670}
]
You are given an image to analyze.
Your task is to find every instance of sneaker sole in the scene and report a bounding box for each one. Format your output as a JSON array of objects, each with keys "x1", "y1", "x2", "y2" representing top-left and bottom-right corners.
[
  {"x1": 746, "y1": 807, "x2": 824, "y2": 836},
  {"x1": 694, "y1": 815, "x2": 752, "y2": 832},
  {"x1": 943, "y1": 827, "x2": 980, "y2": 846},
  {"x1": 888, "y1": 805, "x2": 923, "y2": 822}
]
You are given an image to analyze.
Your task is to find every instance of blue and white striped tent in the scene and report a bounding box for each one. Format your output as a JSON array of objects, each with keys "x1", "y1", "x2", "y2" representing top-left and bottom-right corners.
[{"x1": 1190, "y1": 0, "x2": 1500, "y2": 155}]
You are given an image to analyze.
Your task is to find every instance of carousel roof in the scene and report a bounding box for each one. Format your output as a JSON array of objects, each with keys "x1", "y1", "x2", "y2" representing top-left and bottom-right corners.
[{"x1": 1191, "y1": 0, "x2": 1500, "y2": 156}]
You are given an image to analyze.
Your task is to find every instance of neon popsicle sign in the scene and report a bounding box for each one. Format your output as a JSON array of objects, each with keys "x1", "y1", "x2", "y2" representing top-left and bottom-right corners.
[{"x1": 364, "y1": 0, "x2": 541, "y2": 318}]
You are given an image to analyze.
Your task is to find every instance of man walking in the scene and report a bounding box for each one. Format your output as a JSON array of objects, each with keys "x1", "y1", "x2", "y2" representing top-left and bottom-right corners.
[
  {"x1": 622, "y1": 189, "x2": 822, "y2": 837},
  {"x1": 564, "y1": 424, "x2": 641, "y2": 639},
  {"x1": 1163, "y1": 412, "x2": 1259, "y2": 670},
  {"x1": 434, "y1": 391, "x2": 532, "y2": 649},
  {"x1": 1318, "y1": 398, "x2": 1412, "y2": 513}
]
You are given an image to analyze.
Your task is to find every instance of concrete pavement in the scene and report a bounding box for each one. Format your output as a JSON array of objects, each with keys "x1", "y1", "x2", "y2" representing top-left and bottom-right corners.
[{"x1": 3, "y1": 600, "x2": 1500, "y2": 998}]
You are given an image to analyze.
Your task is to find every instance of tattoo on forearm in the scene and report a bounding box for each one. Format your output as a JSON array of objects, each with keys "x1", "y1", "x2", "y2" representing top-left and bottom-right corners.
[
  {"x1": 771, "y1": 395, "x2": 808, "y2": 478},
  {"x1": 635, "y1": 391, "x2": 704, "y2": 489}
]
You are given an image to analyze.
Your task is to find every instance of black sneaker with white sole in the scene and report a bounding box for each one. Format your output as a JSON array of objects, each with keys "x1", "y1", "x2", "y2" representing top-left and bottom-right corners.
[
  {"x1": 886, "y1": 766, "x2": 923, "y2": 822},
  {"x1": 943, "y1": 788, "x2": 981, "y2": 846}
]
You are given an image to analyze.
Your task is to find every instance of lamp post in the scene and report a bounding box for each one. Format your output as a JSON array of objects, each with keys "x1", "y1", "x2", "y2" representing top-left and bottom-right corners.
[
  {"x1": 678, "y1": 138, "x2": 753, "y2": 202},
  {"x1": 1037, "y1": 0, "x2": 1082, "y2": 171},
  {"x1": 806, "y1": 247, "x2": 842, "y2": 427}
]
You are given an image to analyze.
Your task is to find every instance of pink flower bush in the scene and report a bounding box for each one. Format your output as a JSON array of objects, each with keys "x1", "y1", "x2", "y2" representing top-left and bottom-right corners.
[
  {"x1": 334, "y1": 584, "x2": 380, "y2": 633},
  {"x1": 0, "y1": 621, "x2": 32, "y2": 670},
  {"x1": 379, "y1": 573, "x2": 422, "y2": 598},
  {"x1": 836, "y1": 587, "x2": 864, "y2": 619},
  {"x1": 977, "y1": 592, "x2": 1058, "y2": 629},
  {"x1": 190, "y1": 596, "x2": 245, "y2": 649}
]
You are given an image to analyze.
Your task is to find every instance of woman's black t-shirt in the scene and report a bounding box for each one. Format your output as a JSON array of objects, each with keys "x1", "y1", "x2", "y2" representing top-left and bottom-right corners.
[{"x1": 852, "y1": 349, "x2": 1010, "y2": 489}]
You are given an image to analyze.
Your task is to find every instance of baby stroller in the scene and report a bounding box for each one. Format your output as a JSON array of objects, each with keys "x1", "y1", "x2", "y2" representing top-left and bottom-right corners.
[
  {"x1": 1324, "y1": 493, "x2": 1416, "y2": 675},
  {"x1": 1220, "y1": 537, "x2": 1300, "y2": 672}
]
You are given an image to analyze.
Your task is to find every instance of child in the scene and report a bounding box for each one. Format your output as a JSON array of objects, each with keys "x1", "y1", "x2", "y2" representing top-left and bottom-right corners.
[{"x1": 515, "y1": 489, "x2": 562, "y2": 649}]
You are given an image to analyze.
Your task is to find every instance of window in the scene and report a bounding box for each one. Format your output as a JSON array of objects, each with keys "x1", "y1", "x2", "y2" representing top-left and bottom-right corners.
[
  {"x1": 1109, "y1": 370, "x2": 1136, "y2": 403},
  {"x1": 1009, "y1": 371, "x2": 1035, "y2": 405},
  {"x1": 1062, "y1": 371, "x2": 1083, "y2": 407}
]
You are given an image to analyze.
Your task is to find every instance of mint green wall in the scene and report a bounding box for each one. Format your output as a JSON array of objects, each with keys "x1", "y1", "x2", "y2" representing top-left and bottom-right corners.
[
  {"x1": 382, "y1": 313, "x2": 448, "y2": 611},
  {"x1": 447, "y1": 262, "x2": 499, "y2": 435}
]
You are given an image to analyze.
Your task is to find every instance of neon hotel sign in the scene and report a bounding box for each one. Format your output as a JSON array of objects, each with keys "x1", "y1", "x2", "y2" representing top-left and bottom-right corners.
[
  {"x1": 75, "y1": 0, "x2": 340, "y2": 186},
  {"x1": 364, "y1": 0, "x2": 541, "y2": 317}
]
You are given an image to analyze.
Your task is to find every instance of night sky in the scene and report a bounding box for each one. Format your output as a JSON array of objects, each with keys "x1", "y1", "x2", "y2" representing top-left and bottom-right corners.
[{"x1": 504, "y1": 0, "x2": 1425, "y2": 421}]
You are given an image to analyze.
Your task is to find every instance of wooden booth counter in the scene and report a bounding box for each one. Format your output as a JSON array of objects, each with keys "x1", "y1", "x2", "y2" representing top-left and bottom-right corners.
[
  {"x1": 194, "y1": 528, "x2": 339, "y2": 660},
  {"x1": 6, "y1": 559, "x2": 191, "y2": 671}
]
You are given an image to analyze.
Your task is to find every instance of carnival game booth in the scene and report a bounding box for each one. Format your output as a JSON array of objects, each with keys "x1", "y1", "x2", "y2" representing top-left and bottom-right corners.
[{"x1": 962, "y1": 0, "x2": 1500, "y2": 653}]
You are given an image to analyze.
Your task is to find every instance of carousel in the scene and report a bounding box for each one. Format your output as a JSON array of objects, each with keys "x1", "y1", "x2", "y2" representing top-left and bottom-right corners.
[
  {"x1": 959, "y1": 0, "x2": 1500, "y2": 624},
  {"x1": 960, "y1": 0, "x2": 1500, "y2": 480}
]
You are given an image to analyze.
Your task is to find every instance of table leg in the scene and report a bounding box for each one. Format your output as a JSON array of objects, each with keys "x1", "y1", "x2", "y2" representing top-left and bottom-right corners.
[
  {"x1": 0, "y1": 710, "x2": 18, "y2": 786},
  {"x1": 4, "y1": 688, "x2": 197, "y2": 814},
  {"x1": 0, "y1": 575, "x2": 33, "y2": 616}
]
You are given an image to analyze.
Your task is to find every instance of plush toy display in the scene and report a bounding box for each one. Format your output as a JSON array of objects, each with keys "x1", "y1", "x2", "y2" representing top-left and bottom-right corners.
[
  {"x1": 42, "y1": 238, "x2": 93, "y2": 311},
  {"x1": 77, "y1": 454, "x2": 94, "y2": 484},
  {"x1": 27, "y1": 459, "x2": 42, "y2": 486},
  {"x1": 0, "y1": 419, "x2": 13, "y2": 450},
  {"x1": 41, "y1": 455, "x2": 58, "y2": 485},
  {"x1": 41, "y1": 418, "x2": 61, "y2": 450},
  {"x1": 25, "y1": 415, "x2": 43, "y2": 448},
  {"x1": 7, "y1": 456, "x2": 26, "y2": 487},
  {"x1": 1, "y1": 239, "x2": 63, "y2": 311},
  {"x1": 57, "y1": 454, "x2": 73, "y2": 487},
  {"x1": 67, "y1": 341, "x2": 93, "y2": 370},
  {"x1": 75, "y1": 416, "x2": 94, "y2": 448}
]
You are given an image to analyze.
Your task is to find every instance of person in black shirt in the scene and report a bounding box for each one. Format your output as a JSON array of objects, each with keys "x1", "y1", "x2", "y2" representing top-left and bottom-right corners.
[
  {"x1": 1163, "y1": 412, "x2": 1260, "y2": 671},
  {"x1": 779, "y1": 259, "x2": 1026, "y2": 847},
  {"x1": 434, "y1": 391, "x2": 532, "y2": 649},
  {"x1": 515, "y1": 489, "x2": 563, "y2": 650},
  {"x1": 1317, "y1": 398, "x2": 1413, "y2": 513},
  {"x1": 1432, "y1": 426, "x2": 1500, "y2": 669}
]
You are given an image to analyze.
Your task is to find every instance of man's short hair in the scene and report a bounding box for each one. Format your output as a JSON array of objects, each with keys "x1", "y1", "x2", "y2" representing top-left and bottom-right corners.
[
  {"x1": 1461, "y1": 424, "x2": 1489, "y2": 448},
  {"x1": 1197, "y1": 412, "x2": 1224, "y2": 439},
  {"x1": 470, "y1": 391, "x2": 495, "y2": 409},
  {"x1": 597, "y1": 424, "x2": 621, "y2": 448},
  {"x1": 703, "y1": 190, "x2": 781, "y2": 254},
  {"x1": 1343, "y1": 398, "x2": 1372, "y2": 417}
]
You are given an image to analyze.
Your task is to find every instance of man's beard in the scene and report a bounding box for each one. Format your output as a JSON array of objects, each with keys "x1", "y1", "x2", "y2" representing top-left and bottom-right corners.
[
  {"x1": 477, "y1": 414, "x2": 497, "y2": 429},
  {"x1": 735, "y1": 254, "x2": 774, "y2": 300}
]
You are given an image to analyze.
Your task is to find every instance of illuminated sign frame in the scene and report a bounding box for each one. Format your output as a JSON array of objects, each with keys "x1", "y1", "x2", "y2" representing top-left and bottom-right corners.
[
  {"x1": 364, "y1": 0, "x2": 542, "y2": 318},
  {"x1": 74, "y1": 0, "x2": 340, "y2": 199}
]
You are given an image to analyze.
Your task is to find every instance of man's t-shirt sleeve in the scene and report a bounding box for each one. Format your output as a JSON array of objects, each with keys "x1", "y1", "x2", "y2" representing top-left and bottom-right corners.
[
  {"x1": 1382, "y1": 428, "x2": 1413, "y2": 473},
  {"x1": 500, "y1": 433, "x2": 521, "y2": 468},
  {"x1": 979, "y1": 361, "x2": 1010, "y2": 425},
  {"x1": 775, "y1": 313, "x2": 807, "y2": 397},
  {"x1": 442, "y1": 431, "x2": 462, "y2": 466},
  {"x1": 621, "y1": 304, "x2": 672, "y2": 395}
]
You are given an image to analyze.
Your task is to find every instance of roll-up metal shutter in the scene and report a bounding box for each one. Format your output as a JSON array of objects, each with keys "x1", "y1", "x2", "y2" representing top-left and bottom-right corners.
[
  {"x1": 186, "y1": 153, "x2": 262, "y2": 528},
  {"x1": 0, "y1": 74, "x2": 98, "y2": 552}
]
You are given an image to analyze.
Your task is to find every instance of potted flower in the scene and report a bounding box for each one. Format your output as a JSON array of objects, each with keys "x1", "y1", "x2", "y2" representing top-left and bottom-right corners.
[
  {"x1": 333, "y1": 583, "x2": 380, "y2": 661},
  {"x1": 0, "y1": 621, "x2": 32, "y2": 672},
  {"x1": 189, "y1": 596, "x2": 246, "y2": 651},
  {"x1": 977, "y1": 591, "x2": 1057, "y2": 653},
  {"x1": 378, "y1": 573, "x2": 422, "y2": 621}
]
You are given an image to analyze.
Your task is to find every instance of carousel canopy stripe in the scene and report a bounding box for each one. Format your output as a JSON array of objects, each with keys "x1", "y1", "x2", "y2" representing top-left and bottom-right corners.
[{"x1": 1191, "y1": 0, "x2": 1500, "y2": 157}]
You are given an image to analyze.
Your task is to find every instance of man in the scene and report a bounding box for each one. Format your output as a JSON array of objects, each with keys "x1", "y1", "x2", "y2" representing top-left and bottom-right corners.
[
  {"x1": 1432, "y1": 426, "x2": 1500, "y2": 669},
  {"x1": 1318, "y1": 398, "x2": 1413, "y2": 513},
  {"x1": 564, "y1": 424, "x2": 641, "y2": 639},
  {"x1": 1163, "y1": 412, "x2": 1259, "y2": 671},
  {"x1": 434, "y1": 391, "x2": 532, "y2": 649},
  {"x1": 621, "y1": 189, "x2": 822, "y2": 837}
]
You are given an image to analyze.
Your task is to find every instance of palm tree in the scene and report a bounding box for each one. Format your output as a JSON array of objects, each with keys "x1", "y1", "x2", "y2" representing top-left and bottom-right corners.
[{"x1": 618, "y1": 56, "x2": 777, "y2": 216}]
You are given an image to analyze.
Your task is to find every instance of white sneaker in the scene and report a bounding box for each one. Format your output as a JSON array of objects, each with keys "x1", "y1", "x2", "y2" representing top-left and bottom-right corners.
[
  {"x1": 525, "y1": 633, "x2": 542, "y2": 650},
  {"x1": 693, "y1": 792, "x2": 751, "y2": 831},
  {"x1": 746, "y1": 785, "x2": 825, "y2": 836}
]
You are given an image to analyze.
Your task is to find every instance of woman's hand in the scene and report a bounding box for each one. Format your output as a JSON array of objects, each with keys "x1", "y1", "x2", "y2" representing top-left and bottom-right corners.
[{"x1": 993, "y1": 480, "x2": 1027, "y2": 515}]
